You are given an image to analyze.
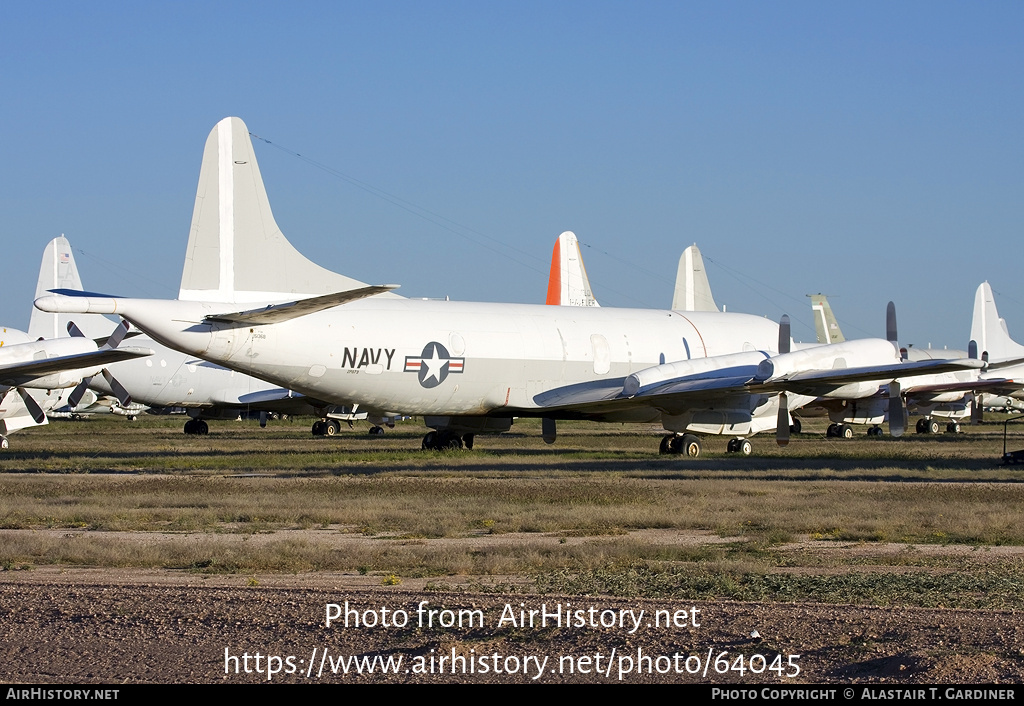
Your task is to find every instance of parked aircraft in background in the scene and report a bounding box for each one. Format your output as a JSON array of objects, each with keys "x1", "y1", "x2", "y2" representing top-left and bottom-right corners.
[
  {"x1": 672, "y1": 245, "x2": 719, "y2": 312},
  {"x1": 545, "y1": 231, "x2": 599, "y2": 307},
  {"x1": 968, "y1": 281, "x2": 1024, "y2": 417},
  {"x1": 546, "y1": 234, "x2": 992, "y2": 441},
  {"x1": 804, "y1": 293, "x2": 977, "y2": 436},
  {"x1": 37, "y1": 117, "x2": 983, "y2": 456},
  {"x1": 545, "y1": 237, "x2": 718, "y2": 315},
  {"x1": 0, "y1": 315, "x2": 150, "y2": 448},
  {"x1": 809, "y1": 294, "x2": 844, "y2": 345}
]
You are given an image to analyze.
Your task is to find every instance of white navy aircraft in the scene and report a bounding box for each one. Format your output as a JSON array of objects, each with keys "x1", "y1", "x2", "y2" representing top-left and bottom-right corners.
[{"x1": 35, "y1": 117, "x2": 984, "y2": 456}]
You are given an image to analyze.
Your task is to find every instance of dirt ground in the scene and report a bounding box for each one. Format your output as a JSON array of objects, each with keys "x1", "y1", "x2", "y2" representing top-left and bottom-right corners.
[{"x1": 1, "y1": 565, "x2": 1021, "y2": 684}]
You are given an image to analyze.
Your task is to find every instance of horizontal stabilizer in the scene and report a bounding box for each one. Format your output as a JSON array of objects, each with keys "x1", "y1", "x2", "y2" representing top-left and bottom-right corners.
[
  {"x1": 0, "y1": 346, "x2": 154, "y2": 384},
  {"x1": 203, "y1": 285, "x2": 400, "y2": 324}
]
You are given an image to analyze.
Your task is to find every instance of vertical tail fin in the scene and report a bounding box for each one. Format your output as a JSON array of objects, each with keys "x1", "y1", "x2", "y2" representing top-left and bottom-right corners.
[
  {"x1": 29, "y1": 236, "x2": 111, "y2": 340},
  {"x1": 809, "y1": 294, "x2": 846, "y2": 344},
  {"x1": 671, "y1": 244, "x2": 718, "y2": 311},
  {"x1": 179, "y1": 117, "x2": 395, "y2": 303},
  {"x1": 545, "y1": 231, "x2": 599, "y2": 307},
  {"x1": 971, "y1": 282, "x2": 1024, "y2": 361}
]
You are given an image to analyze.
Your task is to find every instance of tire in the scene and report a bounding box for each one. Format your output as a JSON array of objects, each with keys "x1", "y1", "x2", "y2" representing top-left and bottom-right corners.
[
  {"x1": 659, "y1": 435, "x2": 673, "y2": 455},
  {"x1": 738, "y1": 439, "x2": 752, "y2": 455},
  {"x1": 841, "y1": 425, "x2": 854, "y2": 439},
  {"x1": 928, "y1": 419, "x2": 940, "y2": 435},
  {"x1": 422, "y1": 431, "x2": 438, "y2": 450},
  {"x1": 682, "y1": 434, "x2": 701, "y2": 458}
]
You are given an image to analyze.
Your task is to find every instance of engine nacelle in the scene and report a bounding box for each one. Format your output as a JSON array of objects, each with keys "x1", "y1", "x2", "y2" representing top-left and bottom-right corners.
[
  {"x1": 624, "y1": 350, "x2": 770, "y2": 397},
  {"x1": 754, "y1": 339, "x2": 901, "y2": 384}
]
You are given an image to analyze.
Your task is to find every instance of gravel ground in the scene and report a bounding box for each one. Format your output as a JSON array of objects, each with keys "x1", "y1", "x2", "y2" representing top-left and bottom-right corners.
[{"x1": 1, "y1": 568, "x2": 1020, "y2": 684}]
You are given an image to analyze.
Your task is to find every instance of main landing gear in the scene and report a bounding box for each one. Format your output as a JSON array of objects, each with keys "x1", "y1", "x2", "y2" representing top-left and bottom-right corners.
[
  {"x1": 914, "y1": 418, "x2": 961, "y2": 434},
  {"x1": 422, "y1": 431, "x2": 474, "y2": 451},
  {"x1": 0, "y1": 436, "x2": 8, "y2": 449},
  {"x1": 183, "y1": 419, "x2": 209, "y2": 435},
  {"x1": 312, "y1": 419, "x2": 388, "y2": 436},
  {"x1": 726, "y1": 438, "x2": 753, "y2": 455},
  {"x1": 826, "y1": 423, "x2": 854, "y2": 439},
  {"x1": 659, "y1": 433, "x2": 702, "y2": 457},
  {"x1": 312, "y1": 419, "x2": 343, "y2": 436}
]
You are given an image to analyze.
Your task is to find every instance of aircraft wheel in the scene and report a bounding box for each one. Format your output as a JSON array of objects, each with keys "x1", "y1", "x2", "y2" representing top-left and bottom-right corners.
[
  {"x1": 312, "y1": 421, "x2": 325, "y2": 436},
  {"x1": 127, "y1": 415, "x2": 137, "y2": 422},
  {"x1": 422, "y1": 431, "x2": 438, "y2": 450},
  {"x1": 789, "y1": 418, "x2": 802, "y2": 434},
  {"x1": 463, "y1": 433, "x2": 475, "y2": 450},
  {"x1": 368, "y1": 426, "x2": 385, "y2": 436},
  {"x1": 437, "y1": 431, "x2": 463, "y2": 451},
  {"x1": 946, "y1": 422, "x2": 961, "y2": 434},
  {"x1": 669, "y1": 433, "x2": 701, "y2": 457},
  {"x1": 659, "y1": 435, "x2": 674, "y2": 455},
  {"x1": 927, "y1": 419, "x2": 940, "y2": 435},
  {"x1": 0, "y1": 436, "x2": 8, "y2": 450},
  {"x1": 727, "y1": 438, "x2": 739, "y2": 453},
  {"x1": 915, "y1": 418, "x2": 927, "y2": 434},
  {"x1": 184, "y1": 419, "x2": 195, "y2": 435},
  {"x1": 197, "y1": 420, "x2": 209, "y2": 435},
  {"x1": 840, "y1": 424, "x2": 854, "y2": 439},
  {"x1": 325, "y1": 420, "x2": 340, "y2": 436},
  {"x1": 681, "y1": 434, "x2": 701, "y2": 457},
  {"x1": 738, "y1": 439, "x2": 752, "y2": 455},
  {"x1": 826, "y1": 424, "x2": 837, "y2": 437}
]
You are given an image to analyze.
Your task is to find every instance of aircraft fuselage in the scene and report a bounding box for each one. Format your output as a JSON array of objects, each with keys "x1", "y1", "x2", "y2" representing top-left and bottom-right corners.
[{"x1": 42, "y1": 296, "x2": 782, "y2": 419}]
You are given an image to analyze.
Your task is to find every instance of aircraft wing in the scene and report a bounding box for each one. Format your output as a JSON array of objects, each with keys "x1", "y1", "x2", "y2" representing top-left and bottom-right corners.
[
  {"x1": 0, "y1": 346, "x2": 153, "y2": 385},
  {"x1": 533, "y1": 349, "x2": 985, "y2": 415},
  {"x1": 204, "y1": 285, "x2": 400, "y2": 325},
  {"x1": 749, "y1": 358, "x2": 985, "y2": 396}
]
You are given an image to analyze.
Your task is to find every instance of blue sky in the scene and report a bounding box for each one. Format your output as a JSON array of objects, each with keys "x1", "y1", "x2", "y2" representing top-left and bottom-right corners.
[{"x1": 3, "y1": 1, "x2": 1022, "y2": 348}]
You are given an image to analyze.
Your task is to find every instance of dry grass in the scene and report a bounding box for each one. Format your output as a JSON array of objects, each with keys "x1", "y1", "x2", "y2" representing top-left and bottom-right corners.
[{"x1": 2, "y1": 414, "x2": 1024, "y2": 606}]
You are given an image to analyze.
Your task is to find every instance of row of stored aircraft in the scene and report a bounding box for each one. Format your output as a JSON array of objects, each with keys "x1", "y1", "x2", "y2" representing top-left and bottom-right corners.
[
  {"x1": 551, "y1": 230, "x2": 1024, "y2": 443},
  {"x1": 29, "y1": 116, "x2": 1024, "y2": 457}
]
